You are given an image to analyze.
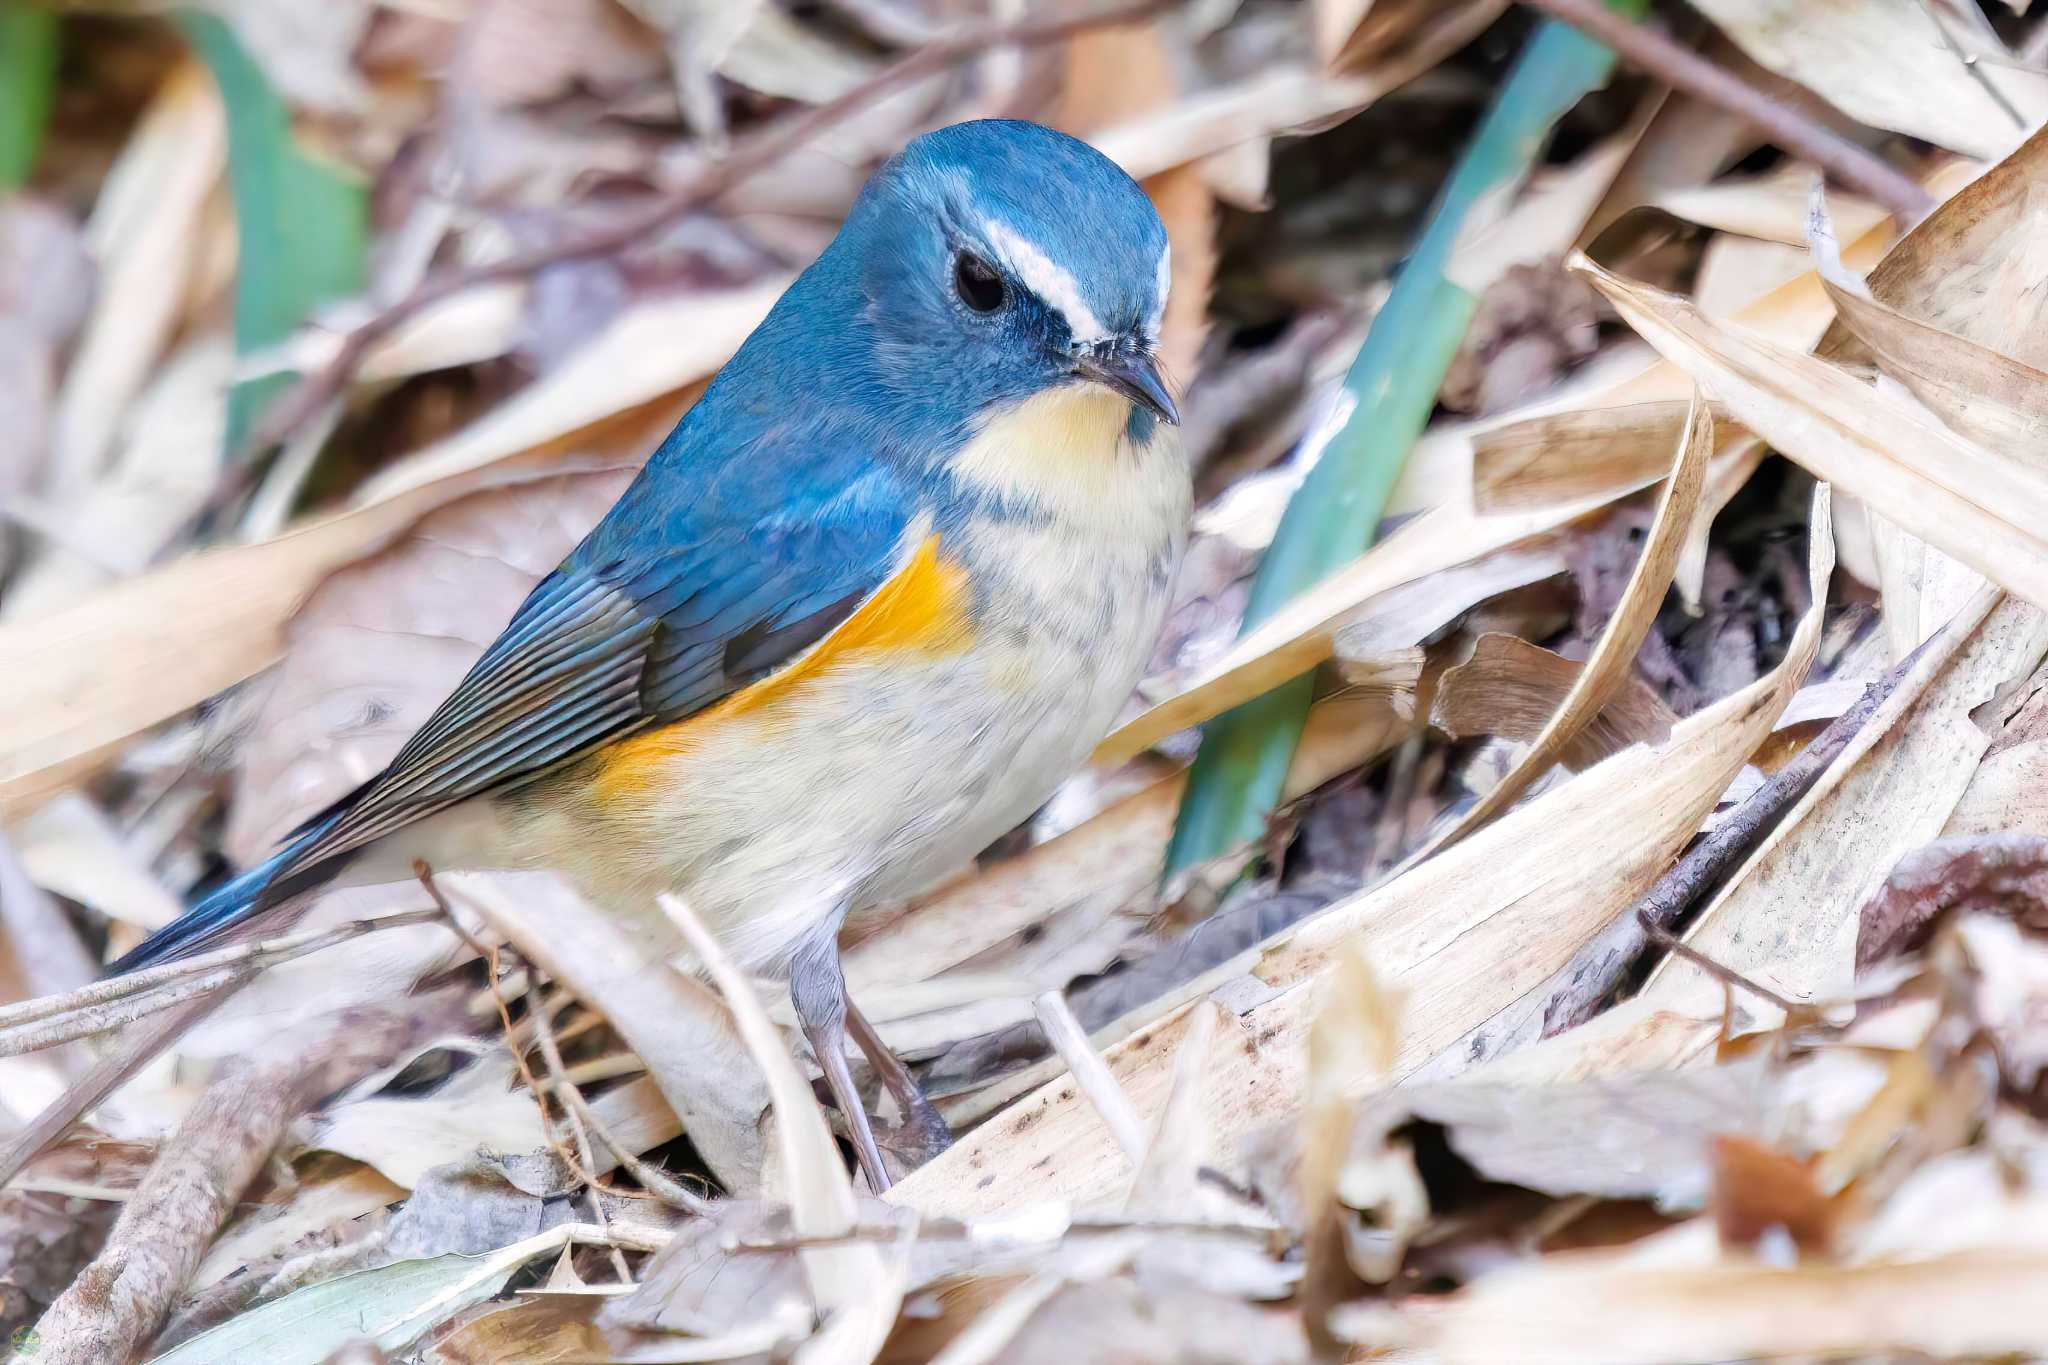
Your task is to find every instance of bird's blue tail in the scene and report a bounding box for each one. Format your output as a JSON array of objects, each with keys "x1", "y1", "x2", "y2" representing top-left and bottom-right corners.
[{"x1": 110, "y1": 812, "x2": 348, "y2": 974}]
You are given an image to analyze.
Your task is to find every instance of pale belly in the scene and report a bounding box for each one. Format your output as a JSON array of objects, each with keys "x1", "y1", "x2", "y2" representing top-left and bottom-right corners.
[{"x1": 510, "y1": 597, "x2": 1163, "y2": 969}]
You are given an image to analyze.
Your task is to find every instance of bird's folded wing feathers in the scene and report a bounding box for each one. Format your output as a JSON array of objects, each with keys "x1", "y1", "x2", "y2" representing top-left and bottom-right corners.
[{"x1": 268, "y1": 469, "x2": 914, "y2": 883}]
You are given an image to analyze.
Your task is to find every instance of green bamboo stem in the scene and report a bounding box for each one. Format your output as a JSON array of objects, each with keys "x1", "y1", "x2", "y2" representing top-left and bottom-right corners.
[
  {"x1": 1162, "y1": 8, "x2": 1647, "y2": 880},
  {"x1": 0, "y1": 3, "x2": 58, "y2": 189}
]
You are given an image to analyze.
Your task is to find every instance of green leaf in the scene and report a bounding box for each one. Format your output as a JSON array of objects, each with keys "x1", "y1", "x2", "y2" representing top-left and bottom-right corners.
[
  {"x1": 1163, "y1": 7, "x2": 1649, "y2": 880},
  {"x1": 146, "y1": 1228, "x2": 580, "y2": 1364},
  {"x1": 178, "y1": 11, "x2": 366, "y2": 459},
  {"x1": 0, "y1": 3, "x2": 58, "y2": 189}
]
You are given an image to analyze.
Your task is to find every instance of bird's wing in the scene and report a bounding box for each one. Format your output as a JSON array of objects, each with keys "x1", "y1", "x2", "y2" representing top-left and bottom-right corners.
[{"x1": 268, "y1": 461, "x2": 917, "y2": 883}]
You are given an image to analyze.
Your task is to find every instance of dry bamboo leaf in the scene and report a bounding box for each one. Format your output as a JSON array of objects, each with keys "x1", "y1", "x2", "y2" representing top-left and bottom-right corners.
[
  {"x1": 150, "y1": 1222, "x2": 662, "y2": 1365},
  {"x1": 1091, "y1": 501, "x2": 1582, "y2": 765},
  {"x1": 7, "y1": 334, "x2": 230, "y2": 617},
  {"x1": 1034, "y1": 990, "x2": 1147, "y2": 1170},
  {"x1": 1808, "y1": 187, "x2": 2048, "y2": 465},
  {"x1": 1403, "y1": 1247, "x2": 2048, "y2": 1363},
  {"x1": 0, "y1": 395, "x2": 678, "y2": 821},
  {"x1": 1945, "y1": 739, "x2": 2048, "y2": 839},
  {"x1": 1686, "y1": 0, "x2": 2047, "y2": 159},
  {"x1": 1124, "y1": 1001, "x2": 1223, "y2": 1215},
  {"x1": 356, "y1": 282, "x2": 783, "y2": 505},
  {"x1": 1445, "y1": 128, "x2": 1640, "y2": 297},
  {"x1": 226, "y1": 464, "x2": 637, "y2": 862},
  {"x1": 1868, "y1": 500, "x2": 1988, "y2": 661},
  {"x1": 1404, "y1": 1059, "x2": 1771, "y2": 1208},
  {"x1": 12, "y1": 792, "x2": 182, "y2": 931},
  {"x1": 1850, "y1": 125, "x2": 2048, "y2": 362},
  {"x1": 1092, "y1": 67, "x2": 1403, "y2": 185},
  {"x1": 448, "y1": 874, "x2": 769, "y2": 1194},
  {"x1": 1652, "y1": 587, "x2": 2048, "y2": 1014},
  {"x1": 1470, "y1": 398, "x2": 1695, "y2": 514},
  {"x1": 892, "y1": 491, "x2": 1833, "y2": 1217},
  {"x1": 1432, "y1": 633, "x2": 1677, "y2": 769},
  {"x1": 1578, "y1": 254, "x2": 2048, "y2": 611},
  {"x1": 1654, "y1": 164, "x2": 1884, "y2": 247},
  {"x1": 1694, "y1": 234, "x2": 1810, "y2": 320},
  {"x1": 1299, "y1": 945, "x2": 1407, "y2": 1332},
  {"x1": 655, "y1": 894, "x2": 898, "y2": 1360},
  {"x1": 1494, "y1": 585, "x2": 2048, "y2": 1083},
  {"x1": 50, "y1": 60, "x2": 223, "y2": 495},
  {"x1": 191, "y1": 1162, "x2": 407, "y2": 1293},
  {"x1": 1425, "y1": 390, "x2": 1711, "y2": 850},
  {"x1": 1311, "y1": 0, "x2": 1507, "y2": 75},
  {"x1": 309, "y1": 1056, "x2": 548, "y2": 1190}
]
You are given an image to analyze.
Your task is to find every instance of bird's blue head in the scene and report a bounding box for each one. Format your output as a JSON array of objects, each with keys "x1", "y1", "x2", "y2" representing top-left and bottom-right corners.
[{"x1": 754, "y1": 119, "x2": 1176, "y2": 455}]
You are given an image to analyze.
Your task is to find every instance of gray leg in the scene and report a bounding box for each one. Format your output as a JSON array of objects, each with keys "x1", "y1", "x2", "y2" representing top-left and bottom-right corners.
[
  {"x1": 845, "y1": 994, "x2": 952, "y2": 1160},
  {"x1": 788, "y1": 929, "x2": 892, "y2": 1193}
]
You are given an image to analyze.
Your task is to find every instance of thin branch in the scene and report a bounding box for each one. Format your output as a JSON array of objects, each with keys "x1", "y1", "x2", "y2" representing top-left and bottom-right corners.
[
  {"x1": 195, "y1": 0, "x2": 1176, "y2": 528},
  {"x1": 1519, "y1": 0, "x2": 1936, "y2": 225},
  {"x1": 1633, "y1": 907, "x2": 1804, "y2": 1015},
  {"x1": 0, "y1": 909, "x2": 444, "y2": 1033},
  {"x1": 420, "y1": 863, "x2": 701, "y2": 1214},
  {"x1": 529, "y1": 989, "x2": 634, "y2": 1282},
  {"x1": 0, "y1": 967, "x2": 243, "y2": 1060},
  {"x1": 1538, "y1": 636, "x2": 1933, "y2": 1038},
  {"x1": 29, "y1": 992, "x2": 469, "y2": 1365}
]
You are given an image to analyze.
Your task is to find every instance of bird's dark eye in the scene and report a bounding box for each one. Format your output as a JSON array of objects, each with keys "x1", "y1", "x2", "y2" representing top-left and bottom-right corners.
[{"x1": 953, "y1": 251, "x2": 1006, "y2": 313}]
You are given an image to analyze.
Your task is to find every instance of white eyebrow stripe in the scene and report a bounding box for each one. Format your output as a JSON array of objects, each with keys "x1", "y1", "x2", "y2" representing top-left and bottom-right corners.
[
  {"x1": 1151, "y1": 242, "x2": 1172, "y2": 333},
  {"x1": 981, "y1": 217, "x2": 1109, "y2": 345}
]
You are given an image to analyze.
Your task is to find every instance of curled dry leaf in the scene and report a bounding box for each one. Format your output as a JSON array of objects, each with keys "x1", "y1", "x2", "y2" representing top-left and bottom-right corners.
[
  {"x1": 1423, "y1": 390, "x2": 1711, "y2": 853},
  {"x1": 1431, "y1": 632, "x2": 1677, "y2": 770},
  {"x1": 1807, "y1": 186, "x2": 2048, "y2": 466},
  {"x1": 1578, "y1": 254, "x2": 2048, "y2": 611},
  {"x1": 1856, "y1": 831, "x2": 2048, "y2": 970}
]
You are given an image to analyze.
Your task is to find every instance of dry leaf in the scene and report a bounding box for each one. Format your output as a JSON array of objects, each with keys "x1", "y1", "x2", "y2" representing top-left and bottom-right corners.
[
  {"x1": 1426, "y1": 390, "x2": 1710, "y2": 849},
  {"x1": 1856, "y1": 832, "x2": 2048, "y2": 969},
  {"x1": 1579, "y1": 254, "x2": 2048, "y2": 611},
  {"x1": 1432, "y1": 633, "x2": 1677, "y2": 769},
  {"x1": 1687, "y1": 0, "x2": 2047, "y2": 159}
]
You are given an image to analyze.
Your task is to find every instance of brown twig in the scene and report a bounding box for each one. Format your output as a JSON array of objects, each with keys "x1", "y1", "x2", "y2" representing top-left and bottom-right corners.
[
  {"x1": 193, "y1": 0, "x2": 1176, "y2": 531},
  {"x1": 1633, "y1": 907, "x2": 1804, "y2": 1015},
  {"x1": 29, "y1": 992, "x2": 469, "y2": 1365},
  {"x1": 1537, "y1": 636, "x2": 1933, "y2": 1038},
  {"x1": 1519, "y1": 0, "x2": 1936, "y2": 225},
  {"x1": 417, "y1": 863, "x2": 705, "y2": 1215}
]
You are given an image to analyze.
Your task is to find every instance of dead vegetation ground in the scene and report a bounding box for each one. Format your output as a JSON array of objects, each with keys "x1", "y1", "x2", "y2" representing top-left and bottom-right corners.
[{"x1": 7, "y1": 1, "x2": 2048, "y2": 1361}]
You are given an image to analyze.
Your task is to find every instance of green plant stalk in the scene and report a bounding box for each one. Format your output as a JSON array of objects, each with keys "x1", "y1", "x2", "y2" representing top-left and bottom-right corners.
[
  {"x1": 0, "y1": 3, "x2": 59, "y2": 189},
  {"x1": 1163, "y1": 9, "x2": 1646, "y2": 880},
  {"x1": 179, "y1": 12, "x2": 366, "y2": 461}
]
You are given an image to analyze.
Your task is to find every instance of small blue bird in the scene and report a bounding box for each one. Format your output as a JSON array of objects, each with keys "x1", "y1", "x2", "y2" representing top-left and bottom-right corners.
[{"x1": 117, "y1": 119, "x2": 1189, "y2": 1189}]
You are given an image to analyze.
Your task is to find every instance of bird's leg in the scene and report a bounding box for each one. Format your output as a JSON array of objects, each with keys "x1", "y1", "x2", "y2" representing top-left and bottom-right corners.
[
  {"x1": 788, "y1": 930, "x2": 892, "y2": 1193},
  {"x1": 844, "y1": 993, "x2": 953, "y2": 1161}
]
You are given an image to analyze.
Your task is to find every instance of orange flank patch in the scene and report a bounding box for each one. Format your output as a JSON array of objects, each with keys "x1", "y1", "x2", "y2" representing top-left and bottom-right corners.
[{"x1": 593, "y1": 535, "x2": 973, "y2": 799}]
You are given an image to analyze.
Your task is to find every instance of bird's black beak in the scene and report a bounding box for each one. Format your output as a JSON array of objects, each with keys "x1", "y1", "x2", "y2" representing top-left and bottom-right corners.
[{"x1": 1076, "y1": 350, "x2": 1179, "y2": 426}]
